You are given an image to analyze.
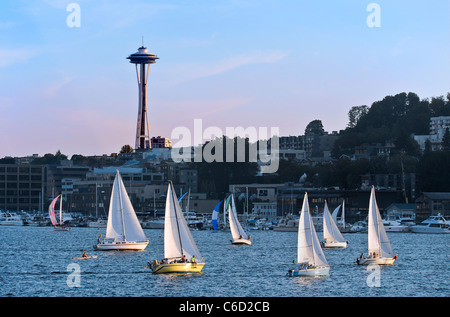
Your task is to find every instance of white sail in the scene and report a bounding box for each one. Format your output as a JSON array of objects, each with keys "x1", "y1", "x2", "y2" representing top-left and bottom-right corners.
[
  {"x1": 323, "y1": 201, "x2": 346, "y2": 243},
  {"x1": 164, "y1": 181, "x2": 203, "y2": 262},
  {"x1": 297, "y1": 192, "x2": 328, "y2": 267},
  {"x1": 367, "y1": 186, "x2": 395, "y2": 258},
  {"x1": 331, "y1": 201, "x2": 345, "y2": 227},
  {"x1": 105, "y1": 171, "x2": 147, "y2": 242},
  {"x1": 227, "y1": 194, "x2": 249, "y2": 241}
]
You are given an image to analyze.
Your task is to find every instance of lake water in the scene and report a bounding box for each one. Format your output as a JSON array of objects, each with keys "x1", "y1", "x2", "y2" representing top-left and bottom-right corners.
[{"x1": 0, "y1": 226, "x2": 448, "y2": 299}]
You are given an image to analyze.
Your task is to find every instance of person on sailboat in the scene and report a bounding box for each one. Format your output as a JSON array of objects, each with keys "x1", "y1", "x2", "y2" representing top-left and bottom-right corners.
[
  {"x1": 190, "y1": 255, "x2": 197, "y2": 267},
  {"x1": 82, "y1": 249, "x2": 88, "y2": 258},
  {"x1": 181, "y1": 255, "x2": 187, "y2": 263}
]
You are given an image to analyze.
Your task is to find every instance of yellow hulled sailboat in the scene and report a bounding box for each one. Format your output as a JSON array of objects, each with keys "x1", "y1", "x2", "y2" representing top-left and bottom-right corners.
[{"x1": 148, "y1": 181, "x2": 205, "y2": 274}]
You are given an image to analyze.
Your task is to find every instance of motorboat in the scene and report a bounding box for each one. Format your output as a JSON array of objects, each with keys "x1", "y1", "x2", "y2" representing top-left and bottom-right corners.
[
  {"x1": 0, "y1": 212, "x2": 23, "y2": 226},
  {"x1": 410, "y1": 214, "x2": 450, "y2": 234}
]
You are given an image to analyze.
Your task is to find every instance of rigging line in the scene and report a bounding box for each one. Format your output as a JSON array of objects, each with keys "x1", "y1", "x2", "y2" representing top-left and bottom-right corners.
[{"x1": 171, "y1": 182, "x2": 184, "y2": 256}]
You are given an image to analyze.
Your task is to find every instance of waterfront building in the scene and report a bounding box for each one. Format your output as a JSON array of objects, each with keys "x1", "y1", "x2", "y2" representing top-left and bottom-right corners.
[{"x1": 0, "y1": 164, "x2": 44, "y2": 211}]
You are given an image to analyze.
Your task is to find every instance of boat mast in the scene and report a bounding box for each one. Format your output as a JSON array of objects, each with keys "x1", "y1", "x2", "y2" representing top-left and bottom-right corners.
[
  {"x1": 308, "y1": 200, "x2": 316, "y2": 266},
  {"x1": 118, "y1": 173, "x2": 126, "y2": 241},
  {"x1": 59, "y1": 194, "x2": 62, "y2": 225}
]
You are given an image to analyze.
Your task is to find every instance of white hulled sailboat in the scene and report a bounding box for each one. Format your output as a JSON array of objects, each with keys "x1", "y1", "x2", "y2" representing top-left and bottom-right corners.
[
  {"x1": 149, "y1": 181, "x2": 205, "y2": 274},
  {"x1": 94, "y1": 170, "x2": 149, "y2": 251},
  {"x1": 356, "y1": 186, "x2": 397, "y2": 265},
  {"x1": 225, "y1": 194, "x2": 252, "y2": 245},
  {"x1": 322, "y1": 201, "x2": 348, "y2": 248},
  {"x1": 288, "y1": 192, "x2": 330, "y2": 276}
]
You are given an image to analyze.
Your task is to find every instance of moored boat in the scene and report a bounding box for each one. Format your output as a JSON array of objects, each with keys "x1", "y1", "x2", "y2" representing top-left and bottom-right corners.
[{"x1": 410, "y1": 214, "x2": 450, "y2": 234}]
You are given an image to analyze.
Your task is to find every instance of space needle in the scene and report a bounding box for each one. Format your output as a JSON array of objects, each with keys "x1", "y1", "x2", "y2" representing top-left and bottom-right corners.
[{"x1": 127, "y1": 45, "x2": 159, "y2": 150}]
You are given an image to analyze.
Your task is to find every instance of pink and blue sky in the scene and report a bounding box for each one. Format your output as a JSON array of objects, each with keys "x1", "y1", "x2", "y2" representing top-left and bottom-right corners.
[{"x1": 0, "y1": 0, "x2": 449, "y2": 158}]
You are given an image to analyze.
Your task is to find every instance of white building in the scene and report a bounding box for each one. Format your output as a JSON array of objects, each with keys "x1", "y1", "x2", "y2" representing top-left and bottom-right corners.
[{"x1": 414, "y1": 116, "x2": 450, "y2": 151}]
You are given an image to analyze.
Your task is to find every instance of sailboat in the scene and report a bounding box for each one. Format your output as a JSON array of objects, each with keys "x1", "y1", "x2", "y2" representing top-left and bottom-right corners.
[
  {"x1": 48, "y1": 194, "x2": 71, "y2": 231},
  {"x1": 356, "y1": 186, "x2": 397, "y2": 265},
  {"x1": 288, "y1": 192, "x2": 330, "y2": 276},
  {"x1": 322, "y1": 201, "x2": 348, "y2": 248},
  {"x1": 225, "y1": 194, "x2": 252, "y2": 245},
  {"x1": 148, "y1": 181, "x2": 205, "y2": 274},
  {"x1": 211, "y1": 200, "x2": 222, "y2": 230},
  {"x1": 94, "y1": 170, "x2": 149, "y2": 251}
]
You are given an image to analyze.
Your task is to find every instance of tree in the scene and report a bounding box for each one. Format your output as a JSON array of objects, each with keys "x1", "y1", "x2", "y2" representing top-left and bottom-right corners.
[
  {"x1": 347, "y1": 105, "x2": 369, "y2": 128},
  {"x1": 305, "y1": 120, "x2": 325, "y2": 135},
  {"x1": 120, "y1": 145, "x2": 134, "y2": 153},
  {"x1": 442, "y1": 128, "x2": 450, "y2": 151}
]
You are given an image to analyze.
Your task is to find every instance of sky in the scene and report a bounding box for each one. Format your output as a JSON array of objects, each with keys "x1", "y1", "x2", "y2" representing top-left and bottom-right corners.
[{"x1": 0, "y1": 0, "x2": 449, "y2": 158}]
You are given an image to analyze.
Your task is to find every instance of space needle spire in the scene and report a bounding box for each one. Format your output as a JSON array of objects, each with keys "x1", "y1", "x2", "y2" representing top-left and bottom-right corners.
[{"x1": 127, "y1": 43, "x2": 159, "y2": 150}]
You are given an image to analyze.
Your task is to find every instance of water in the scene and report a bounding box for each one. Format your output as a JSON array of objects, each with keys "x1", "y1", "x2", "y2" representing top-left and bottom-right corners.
[{"x1": 0, "y1": 226, "x2": 448, "y2": 297}]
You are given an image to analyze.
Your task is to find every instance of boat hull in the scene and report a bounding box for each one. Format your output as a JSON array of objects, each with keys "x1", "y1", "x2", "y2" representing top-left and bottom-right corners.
[
  {"x1": 94, "y1": 240, "x2": 149, "y2": 251},
  {"x1": 151, "y1": 262, "x2": 205, "y2": 274},
  {"x1": 231, "y1": 238, "x2": 252, "y2": 245},
  {"x1": 288, "y1": 266, "x2": 330, "y2": 277},
  {"x1": 53, "y1": 226, "x2": 71, "y2": 231},
  {"x1": 410, "y1": 226, "x2": 450, "y2": 234},
  {"x1": 321, "y1": 241, "x2": 348, "y2": 248},
  {"x1": 357, "y1": 257, "x2": 396, "y2": 265}
]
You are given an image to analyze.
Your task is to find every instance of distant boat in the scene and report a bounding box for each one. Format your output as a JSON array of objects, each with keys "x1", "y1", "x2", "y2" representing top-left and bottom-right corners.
[
  {"x1": 143, "y1": 218, "x2": 165, "y2": 229},
  {"x1": 356, "y1": 186, "x2": 397, "y2": 265},
  {"x1": 332, "y1": 201, "x2": 352, "y2": 232},
  {"x1": 211, "y1": 200, "x2": 222, "y2": 230},
  {"x1": 48, "y1": 195, "x2": 71, "y2": 231},
  {"x1": 87, "y1": 218, "x2": 107, "y2": 228},
  {"x1": 94, "y1": 170, "x2": 149, "y2": 251},
  {"x1": 272, "y1": 215, "x2": 299, "y2": 232},
  {"x1": 148, "y1": 181, "x2": 205, "y2": 274},
  {"x1": 321, "y1": 201, "x2": 348, "y2": 248},
  {"x1": 0, "y1": 212, "x2": 23, "y2": 226},
  {"x1": 288, "y1": 192, "x2": 330, "y2": 276},
  {"x1": 382, "y1": 217, "x2": 411, "y2": 232},
  {"x1": 225, "y1": 194, "x2": 252, "y2": 245},
  {"x1": 410, "y1": 214, "x2": 450, "y2": 234}
]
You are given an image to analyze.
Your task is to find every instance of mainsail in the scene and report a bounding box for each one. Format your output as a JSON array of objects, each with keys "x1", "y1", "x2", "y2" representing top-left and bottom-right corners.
[
  {"x1": 297, "y1": 192, "x2": 328, "y2": 267},
  {"x1": 105, "y1": 171, "x2": 147, "y2": 242},
  {"x1": 164, "y1": 181, "x2": 203, "y2": 262},
  {"x1": 323, "y1": 201, "x2": 347, "y2": 243},
  {"x1": 367, "y1": 186, "x2": 395, "y2": 258}
]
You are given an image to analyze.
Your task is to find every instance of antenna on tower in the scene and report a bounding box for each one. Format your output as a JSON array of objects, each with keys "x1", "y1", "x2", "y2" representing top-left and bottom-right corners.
[{"x1": 142, "y1": 36, "x2": 144, "y2": 47}]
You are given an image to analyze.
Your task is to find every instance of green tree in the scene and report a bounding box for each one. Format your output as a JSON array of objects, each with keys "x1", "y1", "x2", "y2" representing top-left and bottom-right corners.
[
  {"x1": 120, "y1": 145, "x2": 134, "y2": 153},
  {"x1": 442, "y1": 128, "x2": 450, "y2": 151},
  {"x1": 305, "y1": 120, "x2": 325, "y2": 135},
  {"x1": 347, "y1": 105, "x2": 369, "y2": 128}
]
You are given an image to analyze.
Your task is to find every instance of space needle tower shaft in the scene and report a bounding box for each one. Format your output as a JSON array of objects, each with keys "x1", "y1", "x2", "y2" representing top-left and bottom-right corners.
[{"x1": 127, "y1": 45, "x2": 159, "y2": 150}]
